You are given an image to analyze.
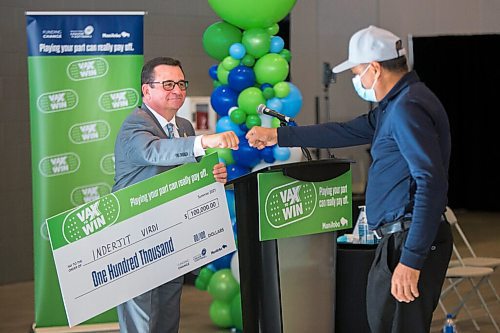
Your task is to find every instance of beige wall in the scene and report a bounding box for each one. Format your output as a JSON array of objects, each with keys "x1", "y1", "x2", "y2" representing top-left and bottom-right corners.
[{"x1": 2, "y1": 0, "x2": 500, "y2": 284}]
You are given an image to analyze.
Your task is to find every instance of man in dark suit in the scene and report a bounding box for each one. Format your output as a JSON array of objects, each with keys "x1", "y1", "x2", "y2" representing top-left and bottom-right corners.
[{"x1": 113, "y1": 56, "x2": 239, "y2": 333}]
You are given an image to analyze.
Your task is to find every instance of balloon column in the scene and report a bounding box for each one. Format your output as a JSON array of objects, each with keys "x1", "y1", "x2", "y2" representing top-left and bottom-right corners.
[{"x1": 197, "y1": 0, "x2": 302, "y2": 331}]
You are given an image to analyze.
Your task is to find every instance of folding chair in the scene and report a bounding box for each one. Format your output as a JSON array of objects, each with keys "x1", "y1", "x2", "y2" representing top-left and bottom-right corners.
[
  {"x1": 438, "y1": 207, "x2": 500, "y2": 332},
  {"x1": 445, "y1": 206, "x2": 500, "y2": 302}
]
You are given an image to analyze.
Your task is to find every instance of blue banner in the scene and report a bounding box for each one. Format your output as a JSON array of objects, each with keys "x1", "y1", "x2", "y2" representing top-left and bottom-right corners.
[{"x1": 26, "y1": 13, "x2": 144, "y2": 56}]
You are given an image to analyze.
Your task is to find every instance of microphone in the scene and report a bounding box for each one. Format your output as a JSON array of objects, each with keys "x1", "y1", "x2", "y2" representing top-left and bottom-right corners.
[{"x1": 256, "y1": 104, "x2": 294, "y2": 123}]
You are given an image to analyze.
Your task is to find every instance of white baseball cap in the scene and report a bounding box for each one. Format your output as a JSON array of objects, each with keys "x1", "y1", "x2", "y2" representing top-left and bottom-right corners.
[{"x1": 332, "y1": 25, "x2": 406, "y2": 73}]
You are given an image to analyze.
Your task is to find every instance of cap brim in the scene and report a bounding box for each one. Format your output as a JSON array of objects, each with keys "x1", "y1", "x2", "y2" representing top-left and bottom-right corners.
[{"x1": 332, "y1": 60, "x2": 358, "y2": 73}]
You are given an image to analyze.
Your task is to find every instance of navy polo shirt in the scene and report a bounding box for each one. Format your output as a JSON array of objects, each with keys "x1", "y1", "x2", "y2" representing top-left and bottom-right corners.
[{"x1": 277, "y1": 71, "x2": 451, "y2": 269}]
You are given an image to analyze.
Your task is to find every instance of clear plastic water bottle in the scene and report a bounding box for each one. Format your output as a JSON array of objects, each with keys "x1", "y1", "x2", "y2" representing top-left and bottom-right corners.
[
  {"x1": 356, "y1": 205, "x2": 369, "y2": 244},
  {"x1": 442, "y1": 314, "x2": 457, "y2": 333}
]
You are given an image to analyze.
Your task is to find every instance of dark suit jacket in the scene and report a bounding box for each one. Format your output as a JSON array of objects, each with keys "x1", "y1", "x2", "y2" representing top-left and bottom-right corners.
[{"x1": 112, "y1": 104, "x2": 197, "y2": 192}]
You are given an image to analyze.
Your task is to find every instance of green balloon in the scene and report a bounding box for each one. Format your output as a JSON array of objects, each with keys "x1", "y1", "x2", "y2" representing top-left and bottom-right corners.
[
  {"x1": 222, "y1": 55, "x2": 240, "y2": 71},
  {"x1": 195, "y1": 278, "x2": 207, "y2": 291},
  {"x1": 209, "y1": 300, "x2": 233, "y2": 328},
  {"x1": 199, "y1": 267, "x2": 215, "y2": 282},
  {"x1": 217, "y1": 63, "x2": 229, "y2": 85},
  {"x1": 238, "y1": 87, "x2": 266, "y2": 115},
  {"x1": 254, "y1": 53, "x2": 289, "y2": 85},
  {"x1": 262, "y1": 86, "x2": 275, "y2": 100},
  {"x1": 203, "y1": 21, "x2": 242, "y2": 61},
  {"x1": 206, "y1": 148, "x2": 235, "y2": 165},
  {"x1": 266, "y1": 23, "x2": 280, "y2": 36},
  {"x1": 241, "y1": 54, "x2": 256, "y2": 67},
  {"x1": 231, "y1": 293, "x2": 243, "y2": 331},
  {"x1": 274, "y1": 81, "x2": 290, "y2": 98},
  {"x1": 207, "y1": 268, "x2": 239, "y2": 302},
  {"x1": 229, "y1": 108, "x2": 247, "y2": 125},
  {"x1": 245, "y1": 114, "x2": 262, "y2": 129},
  {"x1": 208, "y1": 0, "x2": 297, "y2": 30},
  {"x1": 213, "y1": 80, "x2": 222, "y2": 88},
  {"x1": 280, "y1": 48, "x2": 292, "y2": 62},
  {"x1": 242, "y1": 28, "x2": 271, "y2": 59}
]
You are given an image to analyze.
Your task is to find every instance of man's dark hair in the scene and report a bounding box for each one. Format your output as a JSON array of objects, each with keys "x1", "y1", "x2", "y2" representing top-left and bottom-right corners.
[
  {"x1": 141, "y1": 57, "x2": 184, "y2": 86},
  {"x1": 380, "y1": 56, "x2": 408, "y2": 73}
]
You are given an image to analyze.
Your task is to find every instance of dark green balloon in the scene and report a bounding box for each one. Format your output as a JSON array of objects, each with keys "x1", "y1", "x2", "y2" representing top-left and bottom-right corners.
[
  {"x1": 245, "y1": 114, "x2": 262, "y2": 129},
  {"x1": 203, "y1": 21, "x2": 242, "y2": 61},
  {"x1": 209, "y1": 300, "x2": 233, "y2": 328}
]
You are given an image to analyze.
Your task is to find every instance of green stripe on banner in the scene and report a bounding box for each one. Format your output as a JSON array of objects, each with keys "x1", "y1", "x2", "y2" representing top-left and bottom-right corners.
[{"x1": 26, "y1": 12, "x2": 144, "y2": 328}]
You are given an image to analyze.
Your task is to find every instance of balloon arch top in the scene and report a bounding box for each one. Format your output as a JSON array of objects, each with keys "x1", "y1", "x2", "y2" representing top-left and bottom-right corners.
[
  {"x1": 196, "y1": 1, "x2": 301, "y2": 331},
  {"x1": 203, "y1": 0, "x2": 303, "y2": 179}
]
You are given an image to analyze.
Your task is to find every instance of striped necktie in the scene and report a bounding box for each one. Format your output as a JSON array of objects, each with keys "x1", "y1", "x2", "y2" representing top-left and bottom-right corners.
[{"x1": 165, "y1": 123, "x2": 175, "y2": 139}]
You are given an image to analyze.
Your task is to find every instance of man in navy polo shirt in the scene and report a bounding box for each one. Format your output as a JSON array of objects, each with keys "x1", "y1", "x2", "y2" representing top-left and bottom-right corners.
[{"x1": 246, "y1": 25, "x2": 453, "y2": 333}]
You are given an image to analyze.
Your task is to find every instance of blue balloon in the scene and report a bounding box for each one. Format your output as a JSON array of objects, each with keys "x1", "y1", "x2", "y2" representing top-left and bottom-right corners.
[
  {"x1": 228, "y1": 66, "x2": 256, "y2": 92},
  {"x1": 229, "y1": 43, "x2": 246, "y2": 60},
  {"x1": 209, "y1": 64, "x2": 218, "y2": 80},
  {"x1": 226, "y1": 189, "x2": 236, "y2": 218},
  {"x1": 260, "y1": 146, "x2": 276, "y2": 163},
  {"x1": 227, "y1": 164, "x2": 250, "y2": 181},
  {"x1": 232, "y1": 139, "x2": 261, "y2": 168},
  {"x1": 216, "y1": 116, "x2": 245, "y2": 136},
  {"x1": 273, "y1": 145, "x2": 291, "y2": 161},
  {"x1": 210, "y1": 85, "x2": 238, "y2": 117},
  {"x1": 281, "y1": 83, "x2": 303, "y2": 118},
  {"x1": 270, "y1": 36, "x2": 285, "y2": 53},
  {"x1": 260, "y1": 83, "x2": 273, "y2": 90},
  {"x1": 239, "y1": 123, "x2": 249, "y2": 132},
  {"x1": 212, "y1": 252, "x2": 233, "y2": 270},
  {"x1": 266, "y1": 97, "x2": 283, "y2": 112},
  {"x1": 206, "y1": 263, "x2": 217, "y2": 272}
]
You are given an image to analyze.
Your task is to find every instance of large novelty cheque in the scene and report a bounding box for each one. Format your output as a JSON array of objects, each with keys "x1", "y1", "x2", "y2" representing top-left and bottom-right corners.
[{"x1": 46, "y1": 153, "x2": 236, "y2": 327}]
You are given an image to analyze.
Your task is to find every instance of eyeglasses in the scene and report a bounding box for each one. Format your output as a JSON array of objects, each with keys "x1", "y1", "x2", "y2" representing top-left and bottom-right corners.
[{"x1": 148, "y1": 80, "x2": 189, "y2": 91}]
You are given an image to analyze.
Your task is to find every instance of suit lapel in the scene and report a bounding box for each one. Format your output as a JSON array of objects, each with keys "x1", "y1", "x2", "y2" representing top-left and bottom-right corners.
[{"x1": 141, "y1": 104, "x2": 168, "y2": 138}]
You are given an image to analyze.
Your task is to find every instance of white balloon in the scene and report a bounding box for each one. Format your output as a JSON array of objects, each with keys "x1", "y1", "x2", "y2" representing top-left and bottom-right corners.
[
  {"x1": 251, "y1": 161, "x2": 274, "y2": 172},
  {"x1": 230, "y1": 251, "x2": 240, "y2": 283}
]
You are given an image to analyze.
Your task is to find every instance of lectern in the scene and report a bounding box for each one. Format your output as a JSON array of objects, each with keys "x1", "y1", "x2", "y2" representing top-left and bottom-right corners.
[{"x1": 230, "y1": 159, "x2": 352, "y2": 333}]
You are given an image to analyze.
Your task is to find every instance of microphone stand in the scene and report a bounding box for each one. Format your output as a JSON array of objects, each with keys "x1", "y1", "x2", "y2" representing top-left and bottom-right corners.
[
  {"x1": 279, "y1": 120, "x2": 312, "y2": 161},
  {"x1": 322, "y1": 62, "x2": 336, "y2": 159}
]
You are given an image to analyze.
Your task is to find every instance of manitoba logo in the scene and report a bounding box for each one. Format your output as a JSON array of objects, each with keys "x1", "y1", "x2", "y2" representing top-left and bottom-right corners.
[
  {"x1": 265, "y1": 181, "x2": 317, "y2": 228},
  {"x1": 70, "y1": 183, "x2": 112, "y2": 206},
  {"x1": 67, "y1": 58, "x2": 108, "y2": 81},
  {"x1": 98, "y1": 88, "x2": 139, "y2": 112},
  {"x1": 69, "y1": 120, "x2": 110, "y2": 144},
  {"x1": 62, "y1": 194, "x2": 120, "y2": 243},
  {"x1": 39, "y1": 152, "x2": 80, "y2": 177},
  {"x1": 37, "y1": 89, "x2": 78, "y2": 113},
  {"x1": 101, "y1": 31, "x2": 131, "y2": 38}
]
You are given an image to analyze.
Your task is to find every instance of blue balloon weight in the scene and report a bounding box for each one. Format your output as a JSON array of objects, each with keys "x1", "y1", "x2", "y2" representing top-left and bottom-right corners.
[
  {"x1": 227, "y1": 164, "x2": 250, "y2": 181},
  {"x1": 270, "y1": 36, "x2": 285, "y2": 53},
  {"x1": 228, "y1": 66, "x2": 256, "y2": 92},
  {"x1": 226, "y1": 189, "x2": 236, "y2": 218},
  {"x1": 212, "y1": 252, "x2": 234, "y2": 270},
  {"x1": 232, "y1": 140, "x2": 261, "y2": 168},
  {"x1": 209, "y1": 64, "x2": 219, "y2": 80},
  {"x1": 273, "y1": 145, "x2": 291, "y2": 161},
  {"x1": 266, "y1": 97, "x2": 283, "y2": 112},
  {"x1": 260, "y1": 146, "x2": 276, "y2": 163},
  {"x1": 280, "y1": 83, "x2": 303, "y2": 118},
  {"x1": 210, "y1": 85, "x2": 239, "y2": 117},
  {"x1": 216, "y1": 116, "x2": 245, "y2": 136},
  {"x1": 229, "y1": 43, "x2": 246, "y2": 60}
]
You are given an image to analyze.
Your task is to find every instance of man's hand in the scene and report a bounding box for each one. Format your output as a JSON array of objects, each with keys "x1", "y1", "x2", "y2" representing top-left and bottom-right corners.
[
  {"x1": 212, "y1": 162, "x2": 228, "y2": 184},
  {"x1": 391, "y1": 263, "x2": 421, "y2": 303},
  {"x1": 246, "y1": 126, "x2": 278, "y2": 150},
  {"x1": 202, "y1": 131, "x2": 239, "y2": 150}
]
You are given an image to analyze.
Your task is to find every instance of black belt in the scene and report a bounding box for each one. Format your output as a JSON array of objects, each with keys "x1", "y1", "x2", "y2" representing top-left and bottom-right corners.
[
  {"x1": 373, "y1": 218, "x2": 412, "y2": 239},
  {"x1": 373, "y1": 215, "x2": 447, "y2": 239}
]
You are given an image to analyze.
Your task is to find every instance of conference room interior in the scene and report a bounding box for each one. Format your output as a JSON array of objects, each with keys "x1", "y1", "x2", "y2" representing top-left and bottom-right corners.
[{"x1": 1, "y1": 0, "x2": 499, "y2": 332}]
